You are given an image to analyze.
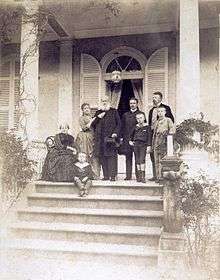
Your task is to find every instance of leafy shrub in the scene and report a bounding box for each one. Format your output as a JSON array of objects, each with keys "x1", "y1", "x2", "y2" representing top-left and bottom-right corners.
[
  {"x1": 0, "y1": 131, "x2": 36, "y2": 210},
  {"x1": 177, "y1": 166, "x2": 219, "y2": 276}
]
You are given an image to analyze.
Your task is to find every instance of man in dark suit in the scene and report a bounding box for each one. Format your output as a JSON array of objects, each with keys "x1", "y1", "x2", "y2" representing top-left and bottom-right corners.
[
  {"x1": 120, "y1": 98, "x2": 145, "y2": 180},
  {"x1": 91, "y1": 97, "x2": 121, "y2": 181},
  {"x1": 148, "y1": 91, "x2": 174, "y2": 181}
]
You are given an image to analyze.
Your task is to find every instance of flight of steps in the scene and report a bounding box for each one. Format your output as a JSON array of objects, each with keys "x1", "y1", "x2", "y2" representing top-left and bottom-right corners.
[{"x1": 3, "y1": 180, "x2": 164, "y2": 279}]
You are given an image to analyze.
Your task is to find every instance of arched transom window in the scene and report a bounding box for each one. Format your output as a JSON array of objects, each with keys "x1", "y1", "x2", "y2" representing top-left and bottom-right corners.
[{"x1": 106, "y1": 56, "x2": 141, "y2": 73}]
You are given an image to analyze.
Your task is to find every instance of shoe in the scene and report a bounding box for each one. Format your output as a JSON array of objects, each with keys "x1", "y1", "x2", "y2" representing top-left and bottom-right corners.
[
  {"x1": 102, "y1": 177, "x2": 109, "y2": 181},
  {"x1": 110, "y1": 177, "x2": 116, "y2": 181},
  {"x1": 141, "y1": 171, "x2": 146, "y2": 183},
  {"x1": 136, "y1": 171, "x2": 142, "y2": 182},
  {"x1": 149, "y1": 177, "x2": 156, "y2": 181},
  {"x1": 155, "y1": 179, "x2": 161, "y2": 183},
  {"x1": 124, "y1": 177, "x2": 131, "y2": 181}
]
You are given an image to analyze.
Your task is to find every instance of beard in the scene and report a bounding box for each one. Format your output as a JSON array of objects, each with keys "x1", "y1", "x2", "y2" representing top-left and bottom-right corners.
[{"x1": 101, "y1": 104, "x2": 110, "y2": 111}]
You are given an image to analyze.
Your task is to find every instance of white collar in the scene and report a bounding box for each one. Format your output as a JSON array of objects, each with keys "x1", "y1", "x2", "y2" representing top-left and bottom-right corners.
[
  {"x1": 75, "y1": 162, "x2": 89, "y2": 168},
  {"x1": 137, "y1": 123, "x2": 147, "y2": 127},
  {"x1": 130, "y1": 108, "x2": 137, "y2": 113}
]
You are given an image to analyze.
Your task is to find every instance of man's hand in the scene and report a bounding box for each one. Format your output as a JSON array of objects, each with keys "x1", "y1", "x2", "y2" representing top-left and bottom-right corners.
[
  {"x1": 129, "y1": 141, "x2": 134, "y2": 146},
  {"x1": 111, "y1": 133, "x2": 117, "y2": 138},
  {"x1": 98, "y1": 112, "x2": 106, "y2": 119}
]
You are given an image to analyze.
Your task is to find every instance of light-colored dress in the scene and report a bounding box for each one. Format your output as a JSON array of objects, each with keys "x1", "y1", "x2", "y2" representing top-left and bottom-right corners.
[
  {"x1": 76, "y1": 114, "x2": 100, "y2": 178},
  {"x1": 76, "y1": 115, "x2": 94, "y2": 158},
  {"x1": 152, "y1": 117, "x2": 175, "y2": 179}
]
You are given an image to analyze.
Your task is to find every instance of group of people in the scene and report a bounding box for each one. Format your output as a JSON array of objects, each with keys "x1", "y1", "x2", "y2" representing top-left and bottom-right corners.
[{"x1": 41, "y1": 91, "x2": 175, "y2": 196}]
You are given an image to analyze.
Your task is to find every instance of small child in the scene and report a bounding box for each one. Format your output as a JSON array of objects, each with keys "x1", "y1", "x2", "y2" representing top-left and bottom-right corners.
[
  {"x1": 73, "y1": 152, "x2": 94, "y2": 197},
  {"x1": 129, "y1": 112, "x2": 152, "y2": 183}
]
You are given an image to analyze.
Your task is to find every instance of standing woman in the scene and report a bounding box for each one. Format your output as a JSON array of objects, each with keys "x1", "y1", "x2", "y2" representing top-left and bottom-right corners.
[
  {"x1": 152, "y1": 107, "x2": 175, "y2": 182},
  {"x1": 76, "y1": 103, "x2": 99, "y2": 178}
]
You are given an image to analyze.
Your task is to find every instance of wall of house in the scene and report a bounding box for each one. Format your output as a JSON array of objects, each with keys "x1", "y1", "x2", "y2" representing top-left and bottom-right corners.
[
  {"x1": 1, "y1": 41, "x2": 60, "y2": 140},
  {"x1": 73, "y1": 32, "x2": 177, "y2": 130},
  {"x1": 200, "y1": 28, "x2": 219, "y2": 125},
  {"x1": 2, "y1": 28, "x2": 219, "y2": 141},
  {"x1": 38, "y1": 42, "x2": 59, "y2": 139}
]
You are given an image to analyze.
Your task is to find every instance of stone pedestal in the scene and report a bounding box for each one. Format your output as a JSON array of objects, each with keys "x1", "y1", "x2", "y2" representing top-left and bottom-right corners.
[
  {"x1": 161, "y1": 155, "x2": 183, "y2": 233},
  {"x1": 158, "y1": 155, "x2": 186, "y2": 268},
  {"x1": 158, "y1": 232, "x2": 186, "y2": 269}
]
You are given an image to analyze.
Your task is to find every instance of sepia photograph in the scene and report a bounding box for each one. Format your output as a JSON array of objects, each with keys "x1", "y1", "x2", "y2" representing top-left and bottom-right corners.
[{"x1": 0, "y1": 0, "x2": 220, "y2": 279}]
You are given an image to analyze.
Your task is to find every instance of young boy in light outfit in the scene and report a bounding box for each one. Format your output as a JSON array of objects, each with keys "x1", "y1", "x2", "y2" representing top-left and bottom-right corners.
[{"x1": 73, "y1": 152, "x2": 94, "y2": 197}]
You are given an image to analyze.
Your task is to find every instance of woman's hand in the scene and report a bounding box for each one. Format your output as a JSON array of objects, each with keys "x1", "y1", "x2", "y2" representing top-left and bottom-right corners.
[
  {"x1": 129, "y1": 141, "x2": 134, "y2": 146},
  {"x1": 147, "y1": 146, "x2": 152, "y2": 153},
  {"x1": 67, "y1": 146, "x2": 77, "y2": 155}
]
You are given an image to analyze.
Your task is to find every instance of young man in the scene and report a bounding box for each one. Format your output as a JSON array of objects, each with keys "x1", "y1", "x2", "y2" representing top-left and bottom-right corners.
[
  {"x1": 120, "y1": 98, "x2": 145, "y2": 180},
  {"x1": 91, "y1": 97, "x2": 121, "y2": 181},
  {"x1": 129, "y1": 112, "x2": 151, "y2": 183},
  {"x1": 148, "y1": 92, "x2": 174, "y2": 181}
]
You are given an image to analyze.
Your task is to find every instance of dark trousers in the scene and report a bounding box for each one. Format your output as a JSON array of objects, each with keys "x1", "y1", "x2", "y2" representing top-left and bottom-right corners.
[
  {"x1": 134, "y1": 145, "x2": 147, "y2": 165},
  {"x1": 100, "y1": 154, "x2": 118, "y2": 179},
  {"x1": 150, "y1": 151, "x2": 156, "y2": 178},
  {"x1": 125, "y1": 151, "x2": 138, "y2": 179}
]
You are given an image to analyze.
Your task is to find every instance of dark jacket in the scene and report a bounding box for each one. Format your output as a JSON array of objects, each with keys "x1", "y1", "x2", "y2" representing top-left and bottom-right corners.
[
  {"x1": 91, "y1": 108, "x2": 121, "y2": 157},
  {"x1": 148, "y1": 103, "x2": 174, "y2": 129},
  {"x1": 130, "y1": 124, "x2": 152, "y2": 147},
  {"x1": 120, "y1": 109, "x2": 145, "y2": 154}
]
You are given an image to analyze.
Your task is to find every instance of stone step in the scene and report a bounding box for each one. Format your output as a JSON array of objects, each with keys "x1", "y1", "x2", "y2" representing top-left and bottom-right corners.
[
  {"x1": 4, "y1": 238, "x2": 158, "y2": 267},
  {"x1": 27, "y1": 193, "x2": 163, "y2": 211},
  {"x1": 35, "y1": 180, "x2": 163, "y2": 196},
  {"x1": 17, "y1": 207, "x2": 163, "y2": 227},
  {"x1": 9, "y1": 221, "x2": 162, "y2": 246}
]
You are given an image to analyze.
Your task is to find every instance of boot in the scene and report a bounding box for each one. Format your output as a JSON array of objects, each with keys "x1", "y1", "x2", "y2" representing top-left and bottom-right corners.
[
  {"x1": 141, "y1": 171, "x2": 146, "y2": 183},
  {"x1": 136, "y1": 170, "x2": 142, "y2": 182}
]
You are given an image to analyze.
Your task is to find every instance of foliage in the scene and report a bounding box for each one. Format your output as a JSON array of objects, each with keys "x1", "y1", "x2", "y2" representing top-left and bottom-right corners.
[
  {"x1": 176, "y1": 165, "x2": 219, "y2": 275},
  {"x1": 0, "y1": 131, "x2": 36, "y2": 205},
  {"x1": 174, "y1": 117, "x2": 219, "y2": 154}
]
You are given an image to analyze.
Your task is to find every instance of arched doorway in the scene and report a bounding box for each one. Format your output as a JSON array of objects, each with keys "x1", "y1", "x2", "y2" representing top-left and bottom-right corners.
[
  {"x1": 101, "y1": 46, "x2": 169, "y2": 116},
  {"x1": 101, "y1": 47, "x2": 146, "y2": 115}
]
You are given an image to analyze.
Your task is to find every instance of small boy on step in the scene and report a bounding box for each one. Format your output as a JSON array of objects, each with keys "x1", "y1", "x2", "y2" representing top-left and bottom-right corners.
[
  {"x1": 73, "y1": 152, "x2": 94, "y2": 197},
  {"x1": 129, "y1": 112, "x2": 151, "y2": 183}
]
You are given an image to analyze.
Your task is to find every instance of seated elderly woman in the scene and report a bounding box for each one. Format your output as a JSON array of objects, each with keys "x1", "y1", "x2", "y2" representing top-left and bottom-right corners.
[{"x1": 41, "y1": 123, "x2": 78, "y2": 182}]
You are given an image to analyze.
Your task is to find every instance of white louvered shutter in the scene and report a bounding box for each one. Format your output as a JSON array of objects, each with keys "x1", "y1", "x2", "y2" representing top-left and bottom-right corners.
[
  {"x1": 145, "y1": 47, "x2": 168, "y2": 111},
  {"x1": 80, "y1": 54, "x2": 101, "y2": 115},
  {"x1": 14, "y1": 61, "x2": 20, "y2": 129},
  {"x1": 0, "y1": 61, "x2": 10, "y2": 131},
  {"x1": 0, "y1": 59, "x2": 20, "y2": 132}
]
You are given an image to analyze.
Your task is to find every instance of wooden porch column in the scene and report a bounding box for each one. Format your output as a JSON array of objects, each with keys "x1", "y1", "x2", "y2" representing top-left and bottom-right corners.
[
  {"x1": 179, "y1": 0, "x2": 200, "y2": 122},
  {"x1": 58, "y1": 40, "x2": 73, "y2": 133},
  {"x1": 20, "y1": 2, "x2": 39, "y2": 142}
]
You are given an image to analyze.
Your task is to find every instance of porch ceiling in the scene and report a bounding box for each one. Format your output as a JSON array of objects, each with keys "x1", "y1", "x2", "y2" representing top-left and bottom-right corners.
[
  {"x1": 2, "y1": 0, "x2": 220, "y2": 41},
  {"x1": 42, "y1": 0, "x2": 178, "y2": 39},
  {"x1": 42, "y1": 0, "x2": 220, "y2": 39}
]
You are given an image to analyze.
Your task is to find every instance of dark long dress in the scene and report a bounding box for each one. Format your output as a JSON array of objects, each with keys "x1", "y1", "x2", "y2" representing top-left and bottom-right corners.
[{"x1": 41, "y1": 133, "x2": 78, "y2": 182}]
